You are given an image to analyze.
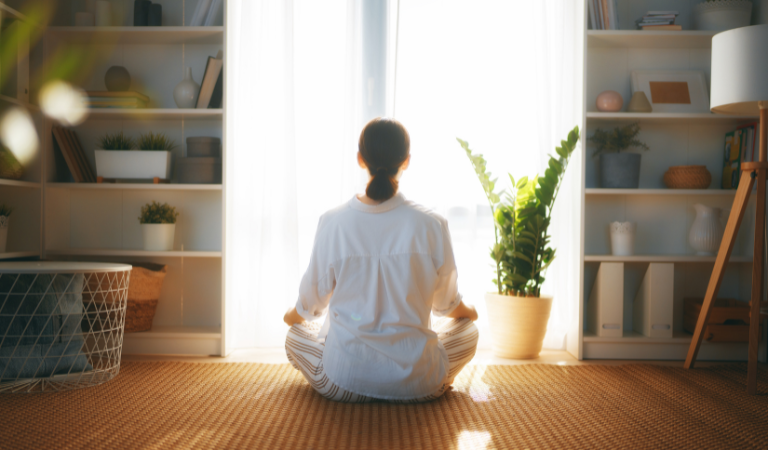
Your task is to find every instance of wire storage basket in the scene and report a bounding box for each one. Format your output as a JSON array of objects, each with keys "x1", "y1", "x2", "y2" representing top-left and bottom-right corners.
[{"x1": 0, "y1": 262, "x2": 131, "y2": 393}]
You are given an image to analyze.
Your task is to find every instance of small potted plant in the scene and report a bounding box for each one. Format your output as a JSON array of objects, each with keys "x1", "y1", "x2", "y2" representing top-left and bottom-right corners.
[
  {"x1": 694, "y1": 0, "x2": 753, "y2": 31},
  {"x1": 138, "y1": 201, "x2": 179, "y2": 251},
  {"x1": 95, "y1": 131, "x2": 175, "y2": 182},
  {"x1": 589, "y1": 122, "x2": 648, "y2": 189},
  {"x1": 458, "y1": 126, "x2": 580, "y2": 359},
  {"x1": 0, "y1": 204, "x2": 12, "y2": 253}
]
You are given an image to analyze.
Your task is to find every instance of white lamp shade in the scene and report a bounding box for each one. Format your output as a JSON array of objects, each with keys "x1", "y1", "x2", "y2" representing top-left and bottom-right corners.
[{"x1": 711, "y1": 25, "x2": 768, "y2": 115}]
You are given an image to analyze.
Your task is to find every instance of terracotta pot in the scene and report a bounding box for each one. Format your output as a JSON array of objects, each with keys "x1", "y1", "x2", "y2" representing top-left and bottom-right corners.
[{"x1": 485, "y1": 292, "x2": 553, "y2": 359}]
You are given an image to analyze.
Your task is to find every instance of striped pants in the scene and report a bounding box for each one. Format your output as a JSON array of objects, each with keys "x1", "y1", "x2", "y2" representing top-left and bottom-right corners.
[{"x1": 285, "y1": 317, "x2": 479, "y2": 403}]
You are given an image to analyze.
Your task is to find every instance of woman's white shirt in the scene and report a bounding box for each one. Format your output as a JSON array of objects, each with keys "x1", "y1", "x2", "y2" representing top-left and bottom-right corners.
[{"x1": 294, "y1": 192, "x2": 462, "y2": 400}]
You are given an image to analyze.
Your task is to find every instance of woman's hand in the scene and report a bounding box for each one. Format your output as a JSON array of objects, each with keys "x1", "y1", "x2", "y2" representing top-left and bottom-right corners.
[
  {"x1": 284, "y1": 307, "x2": 305, "y2": 326},
  {"x1": 447, "y1": 301, "x2": 478, "y2": 321}
]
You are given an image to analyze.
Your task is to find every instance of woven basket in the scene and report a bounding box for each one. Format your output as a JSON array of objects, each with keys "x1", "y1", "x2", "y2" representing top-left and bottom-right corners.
[
  {"x1": 84, "y1": 263, "x2": 167, "y2": 333},
  {"x1": 663, "y1": 165, "x2": 712, "y2": 189},
  {"x1": 124, "y1": 263, "x2": 167, "y2": 333}
]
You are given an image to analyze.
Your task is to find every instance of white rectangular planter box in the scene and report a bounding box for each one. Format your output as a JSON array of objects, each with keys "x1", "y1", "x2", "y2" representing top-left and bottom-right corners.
[{"x1": 95, "y1": 150, "x2": 172, "y2": 180}]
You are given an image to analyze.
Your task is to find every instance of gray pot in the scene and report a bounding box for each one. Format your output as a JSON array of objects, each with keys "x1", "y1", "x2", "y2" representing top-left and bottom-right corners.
[{"x1": 599, "y1": 153, "x2": 641, "y2": 189}]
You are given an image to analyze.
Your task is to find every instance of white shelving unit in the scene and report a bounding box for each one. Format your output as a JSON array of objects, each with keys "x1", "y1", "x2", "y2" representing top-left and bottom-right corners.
[
  {"x1": 576, "y1": 2, "x2": 768, "y2": 362},
  {"x1": 0, "y1": 0, "x2": 229, "y2": 356}
]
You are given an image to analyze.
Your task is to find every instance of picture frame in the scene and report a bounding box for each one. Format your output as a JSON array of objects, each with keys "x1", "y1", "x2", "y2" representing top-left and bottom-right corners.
[{"x1": 630, "y1": 70, "x2": 710, "y2": 113}]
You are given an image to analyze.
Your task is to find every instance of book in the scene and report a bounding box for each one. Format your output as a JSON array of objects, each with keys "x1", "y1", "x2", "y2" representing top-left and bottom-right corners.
[
  {"x1": 589, "y1": 0, "x2": 597, "y2": 30},
  {"x1": 601, "y1": 0, "x2": 610, "y2": 29},
  {"x1": 52, "y1": 126, "x2": 96, "y2": 183},
  {"x1": 641, "y1": 25, "x2": 682, "y2": 31},
  {"x1": 722, "y1": 130, "x2": 743, "y2": 189},
  {"x1": 737, "y1": 122, "x2": 758, "y2": 162},
  {"x1": 647, "y1": 11, "x2": 679, "y2": 15},
  {"x1": 196, "y1": 55, "x2": 223, "y2": 108},
  {"x1": 204, "y1": 0, "x2": 223, "y2": 26},
  {"x1": 86, "y1": 91, "x2": 150, "y2": 102},
  {"x1": 190, "y1": 0, "x2": 212, "y2": 26}
]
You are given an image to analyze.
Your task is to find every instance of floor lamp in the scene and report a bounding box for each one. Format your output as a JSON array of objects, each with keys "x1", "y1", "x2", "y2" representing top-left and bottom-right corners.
[{"x1": 684, "y1": 24, "x2": 768, "y2": 395}]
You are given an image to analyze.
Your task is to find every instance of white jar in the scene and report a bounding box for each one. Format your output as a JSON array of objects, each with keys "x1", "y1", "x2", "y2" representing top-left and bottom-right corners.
[
  {"x1": 610, "y1": 221, "x2": 636, "y2": 256},
  {"x1": 689, "y1": 204, "x2": 724, "y2": 255}
]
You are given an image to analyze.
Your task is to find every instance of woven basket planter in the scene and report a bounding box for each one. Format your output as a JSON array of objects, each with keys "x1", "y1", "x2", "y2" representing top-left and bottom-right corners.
[
  {"x1": 85, "y1": 263, "x2": 166, "y2": 333},
  {"x1": 663, "y1": 165, "x2": 712, "y2": 189},
  {"x1": 485, "y1": 293, "x2": 553, "y2": 359}
]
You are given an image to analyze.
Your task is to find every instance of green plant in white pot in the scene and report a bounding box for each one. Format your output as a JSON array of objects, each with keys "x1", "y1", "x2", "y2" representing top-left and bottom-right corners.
[
  {"x1": 0, "y1": 204, "x2": 12, "y2": 253},
  {"x1": 458, "y1": 126, "x2": 580, "y2": 359},
  {"x1": 139, "y1": 201, "x2": 179, "y2": 251}
]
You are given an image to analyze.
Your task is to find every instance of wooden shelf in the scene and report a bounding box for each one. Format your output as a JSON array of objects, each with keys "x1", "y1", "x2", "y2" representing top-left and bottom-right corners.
[
  {"x1": 46, "y1": 249, "x2": 222, "y2": 258},
  {"x1": 586, "y1": 188, "x2": 736, "y2": 196},
  {"x1": 46, "y1": 183, "x2": 222, "y2": 191},
  {"x1": 122, "y1": 326, "x2": 221, "y2": 355},
  {"x1": 587, "y1": 30, "x2": 717, "y2": 49},
  {"x1": 0, "y1": 95, "x2": 40, "y2": 111},
  {"x1": 0, "y1": 252, "x2": 40, "y2": 260},
  {"x1": 583, "y1": 331, "x2": 699, "y2": 344},
  {"x1": 45, "y1": 26, "x2": 224, "y2": 45},
  {"x1": 0, "y1": 179, "x2": 41, "y2": 189},
  {"x1": 585, "y1": 255, "x2": 753, "y2": 263},
  {"x1": 83, "y1": 108, "x2": 222, "y2": 120},
  {"x1": 587, "y1": 112, "x2": 758, "y2": 124}
]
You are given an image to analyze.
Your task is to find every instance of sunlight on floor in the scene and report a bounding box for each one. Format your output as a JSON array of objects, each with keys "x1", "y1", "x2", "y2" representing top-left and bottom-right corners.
[
  {"x1": 454, "y1": 365, "x2": 492, "y2": 403},
  {"x1": 457, "y1": 430, "x2": 492, "y2": 450}
]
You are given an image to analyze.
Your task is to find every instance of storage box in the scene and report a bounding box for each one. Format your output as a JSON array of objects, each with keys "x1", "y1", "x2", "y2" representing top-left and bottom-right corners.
[
  {"x1": 176, "y1": 157, "x2": 222, "y2": 184},
  {"x1": 186, "y1": 137, "x2": 221, "y2": 157},
  {"x1": 683, "y1": 298, "x2": 762, "y2": 342}
]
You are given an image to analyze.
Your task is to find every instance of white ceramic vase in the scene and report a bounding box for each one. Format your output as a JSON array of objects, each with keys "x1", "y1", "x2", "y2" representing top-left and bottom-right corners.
[
  {"x1": 485, "y1": 292, "x2": 553, "y2": 359},
  {"x1": 141, "y1": 224, "x2": 175, "y2": 251},
  {"x1": 689, "y1": 204, "x2": 724, "y2": 255},
  {"x1": 173, "y1": 67, "x2": 200, "y2": 108},
  {"x1": 609, "y1": 221, "x2": 636, "y2": 256},
  {"x1": 0, "y1": 215, "x2": 8, "y2": 252}
]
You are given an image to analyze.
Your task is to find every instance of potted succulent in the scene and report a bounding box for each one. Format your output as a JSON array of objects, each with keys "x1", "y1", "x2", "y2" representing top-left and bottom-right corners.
[
  {"x1": 139, "y1": 201, "x2": 179, "y2": 251},
  {"x1": 694, "y1": 0, "x2": 753, "y2": 31},
  {"x1": 589, "y1": 122, "x2": 648, "y2": 189},
  {"x1": 0, "y1": 204, "x2": 12, "y2": 253},
  {"x1": 95, "y1": 132, "x2": 175, "y2": 181},
  {"x1": 458, "y1": 126, "x2": 580, "y2": 359}
]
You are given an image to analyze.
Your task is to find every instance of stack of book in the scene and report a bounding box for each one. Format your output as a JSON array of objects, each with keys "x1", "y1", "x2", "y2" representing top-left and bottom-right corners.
[
  {"x1": 722, "y1": 122, "x2": 761, "y2": 189},
  {"x1": 87, "y1": 91, "x2": 150, "y2": 109},
  {"x1": 637, "y1": 11, "x2": 681, "y2": 30},
  {"x1": 51, "y1": 126, "x2": 96, "y2": 183},
  {"x1": 588, "y1": 0, "x2": 621, "y2": 30}
]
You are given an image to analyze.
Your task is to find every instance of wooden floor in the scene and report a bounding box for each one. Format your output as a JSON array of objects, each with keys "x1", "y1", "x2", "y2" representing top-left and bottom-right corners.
[{"x1": 123, "y1": 348, "x2": 761, "y2": 368}]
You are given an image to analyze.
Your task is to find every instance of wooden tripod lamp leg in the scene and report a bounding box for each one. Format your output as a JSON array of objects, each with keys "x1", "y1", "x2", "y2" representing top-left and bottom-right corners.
[
  {"x1": 748, "y1": 106, "x2": 768, "y2": 394},
  {"x1": 748, "y1": 168, "x2": 765, "y2": 394},
  {"x1": 684, "y1": 170, "x2": 755, "y2": 369}
]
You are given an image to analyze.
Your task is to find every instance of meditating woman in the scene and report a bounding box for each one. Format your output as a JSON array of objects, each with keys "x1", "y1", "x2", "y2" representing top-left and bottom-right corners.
[{"x1": 283, "y1": 117, "x2": 479, "y2": 403}]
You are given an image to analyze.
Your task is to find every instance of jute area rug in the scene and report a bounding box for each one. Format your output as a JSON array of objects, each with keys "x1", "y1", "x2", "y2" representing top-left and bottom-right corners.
[{"x1": 0, "y1": 362, "x2": 766, "y2": 450}]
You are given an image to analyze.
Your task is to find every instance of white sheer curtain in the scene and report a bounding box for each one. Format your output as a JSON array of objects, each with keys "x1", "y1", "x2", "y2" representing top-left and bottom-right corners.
[
  {"x1": 393, "y1": 0, "x2": 583, "y2": 349},
  {"x1": 225, "y1": 0, "x2": 368, "y2": 349},
  {"x1": 225, "y1": 0, "x2": 583, "y2": 351}
]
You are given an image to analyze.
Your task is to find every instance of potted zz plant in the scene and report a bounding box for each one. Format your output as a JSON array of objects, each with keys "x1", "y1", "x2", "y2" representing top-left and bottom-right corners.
[
  {"x1": 0, "y1": 204, "x2": 12, "y2": 253},
  {"x1": 589, "y1": 122, "x2": 648, "y2": 189},
  {"x1": 458, "y1": 126, "x2": 580, "y2": 359},
  {"x1": 95, "y1": 132, "x2": 175, "y2": 182},
  {"x1": 139, "y1": 201, "x2": 179, "y2": 251}
]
